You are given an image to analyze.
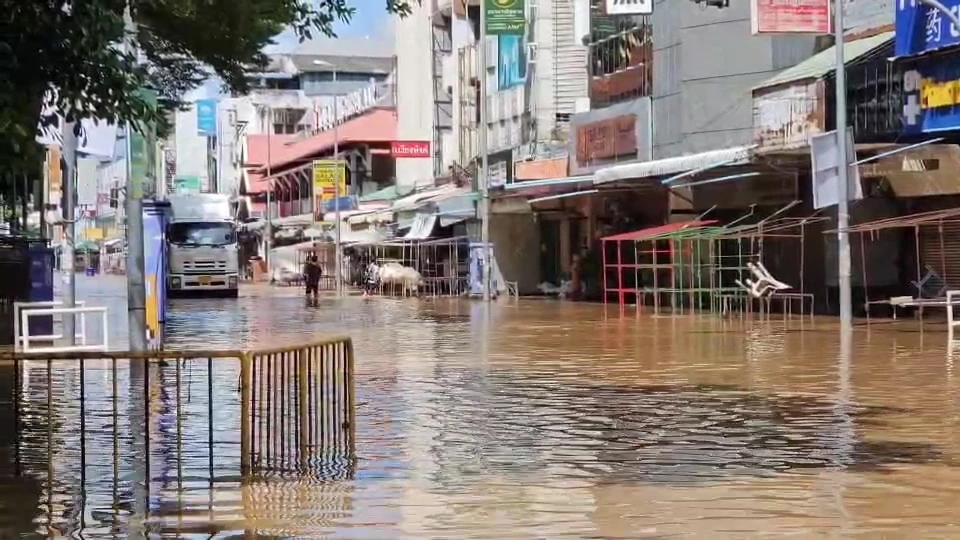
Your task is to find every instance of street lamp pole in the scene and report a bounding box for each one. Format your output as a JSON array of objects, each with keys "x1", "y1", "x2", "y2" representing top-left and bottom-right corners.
[
  {"x1": 479, "y1": 0, "x2": 492, "y2": 302},
  {"x1": 333, "y1": 70, "x2": 342, "y2": 297},
  {"x1": 834, "y1": 0, "x2": 852, "y2": 333}
]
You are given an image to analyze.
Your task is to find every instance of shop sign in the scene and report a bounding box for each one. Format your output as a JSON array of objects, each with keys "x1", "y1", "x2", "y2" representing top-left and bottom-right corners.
[
  {"x1": 514, "y1": 156, "x2": 568, "y2": 181},
  {"x1": 484, "y1": 0, "x2": 526, "y2": 35},
  {"x1": 753, "y1": 81, "x2": 825, "y2": 150},
  {"x1": 750, "y1": 0, "x2": 832, "y2": 35},
  {"x1": 902, "y1": 57, "x2": 960, "y2": 134},
  {"x1": 895, "y1": 0, "x2": 960, "y2": 57},
  {"x1": 575, "y1": 115, "x2": 637, "y2": 166},
  {"x1": 390, "y1": 140, "x2": 431, "y2": 158}
]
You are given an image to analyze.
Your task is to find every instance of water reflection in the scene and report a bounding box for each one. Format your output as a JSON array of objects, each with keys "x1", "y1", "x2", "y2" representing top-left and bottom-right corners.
[{"x1": 8, "y1": 280, "x2": 960, "y2": 536}]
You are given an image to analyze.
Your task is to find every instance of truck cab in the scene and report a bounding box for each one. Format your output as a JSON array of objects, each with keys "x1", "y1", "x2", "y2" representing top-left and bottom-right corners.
[{"x1": 166, "y1": 194, "x2": 240, "y2": 298}]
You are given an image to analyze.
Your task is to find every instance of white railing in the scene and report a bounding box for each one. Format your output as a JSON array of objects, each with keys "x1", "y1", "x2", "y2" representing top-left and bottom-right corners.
[
  {"x1": 13, "y1": 301, "x2": 87, "y2": 349},
  {"x1": 17, "y1": 304, "x2": 109, "y2": 353},
  {"x1": 947, "y1": 290, "x2": 960, "y2": 345}
]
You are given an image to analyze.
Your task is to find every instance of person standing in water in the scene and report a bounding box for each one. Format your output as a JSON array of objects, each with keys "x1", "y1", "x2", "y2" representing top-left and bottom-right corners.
[{"x1": 304, "y1": 255, "x2": 322, "y2": 300}]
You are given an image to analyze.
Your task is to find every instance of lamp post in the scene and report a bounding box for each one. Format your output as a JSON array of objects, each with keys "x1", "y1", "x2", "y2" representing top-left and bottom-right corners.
[
  {"x1": 313, "y1": 59, "x2": 343, "y2": 297},
  {"x1": 833, "y1": 0, "x2": 852, "y2": 333},
  {"x1": 479, "y1": 0, "x2": 492, "y2": 302}
]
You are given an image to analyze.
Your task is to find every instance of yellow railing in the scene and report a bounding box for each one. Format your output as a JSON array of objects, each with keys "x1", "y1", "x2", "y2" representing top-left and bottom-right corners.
[{"x1": 0, "y1": 337, "x2": 355, "y2": 536}]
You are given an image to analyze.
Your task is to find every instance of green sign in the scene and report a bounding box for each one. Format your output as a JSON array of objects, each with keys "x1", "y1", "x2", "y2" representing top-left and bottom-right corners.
[
  {"x1": 129, "y1": 88, "x2": 158, "y2": 200},
  {"x1": 174, "y1": 175, "x2": 202, "y2": 193},
  {"x1": 485, "y1": 0, "x2": 525, "y2": 35}
]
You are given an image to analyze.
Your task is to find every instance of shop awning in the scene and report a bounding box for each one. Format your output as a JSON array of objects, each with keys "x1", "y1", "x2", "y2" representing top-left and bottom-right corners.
[
  {"x1": 593, "y1": 146, "x2": 755, "y2": 185},
  {"x1": 403, "y1": 214, "x2": 437, "y2": 239},
  {"x1": 754, "y1": 32, "x2": 893, "y2": 91},
  {"x1": 601, "y1": 220, "x2": 717, "y2": 242}
]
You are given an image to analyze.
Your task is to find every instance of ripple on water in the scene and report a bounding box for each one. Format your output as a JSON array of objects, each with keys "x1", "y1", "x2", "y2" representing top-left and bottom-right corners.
[{"x1": 11, "y1": 282, "x2": 960, "y2": 537}]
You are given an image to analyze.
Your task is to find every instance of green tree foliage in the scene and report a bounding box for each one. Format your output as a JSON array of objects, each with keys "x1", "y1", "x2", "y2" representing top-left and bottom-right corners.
[{"x1": 0, "y1": 0, "x2": 411, "y2": 181}]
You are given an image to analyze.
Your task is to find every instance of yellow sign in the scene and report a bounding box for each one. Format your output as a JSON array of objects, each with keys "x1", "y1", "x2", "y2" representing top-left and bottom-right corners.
[
  {"x1": 921, "y1": 77, "x2": 960, "y2": 109},
  {"x1": 145, "y1": 275, "x2": 158, "y2": 339},
  {"x1": 312, "y1": 160, "x2": 347, "y2": 202},
  {"x1": 82, "y1": 227, "x2": 104, "y2": 240}
]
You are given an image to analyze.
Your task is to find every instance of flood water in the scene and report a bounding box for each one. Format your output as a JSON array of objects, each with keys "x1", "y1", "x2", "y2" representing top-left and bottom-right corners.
[{"x1": 4, "y1": 275, "x2": 960, "y2": 537}]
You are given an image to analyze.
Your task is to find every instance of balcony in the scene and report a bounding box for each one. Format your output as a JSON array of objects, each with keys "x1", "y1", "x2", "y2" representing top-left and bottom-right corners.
[{"x1": 587, "y1": 25, "x2": 653, "y2": 109}]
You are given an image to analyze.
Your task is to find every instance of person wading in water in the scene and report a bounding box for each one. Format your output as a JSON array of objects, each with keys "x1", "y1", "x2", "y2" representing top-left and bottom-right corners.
[{"x1": 304, "y1": 255, "x2": 322, "y2": 301}]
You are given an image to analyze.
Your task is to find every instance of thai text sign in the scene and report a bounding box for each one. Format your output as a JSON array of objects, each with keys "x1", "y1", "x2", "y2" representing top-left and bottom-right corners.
[
  {"x1": 312, "y1": 160, "x2": 347, "y2": 203},
  {"x1": 390, "y1": 140, "x2": 431, "y2": 158},
  {"x1": 575, "y1": 115, "x2": 637, "y2": 166},
  {"x1": 902, "y1": 57, "x2": 960, "y2": 134},
  {"x1": 752, "y1": 81, "x2": 826, "y2": 150},
  {"x1": 750, "y1": 0, "x2": 832, "y2": 34},
  {"x1": 485, "y1": 0, "x2": 526, "y2": 35},
  {"x1": 895, "y1": 0, "x2": 960, "y2": 57}
]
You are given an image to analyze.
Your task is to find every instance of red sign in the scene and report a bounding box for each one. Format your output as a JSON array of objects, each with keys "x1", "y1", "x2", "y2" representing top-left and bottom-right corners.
[
  {"x1": 390, "y1": 140, "x2": 431, "y2": 158},
  {"x1": 750, "y1": 0, "x2": 832, "y2": 35}
]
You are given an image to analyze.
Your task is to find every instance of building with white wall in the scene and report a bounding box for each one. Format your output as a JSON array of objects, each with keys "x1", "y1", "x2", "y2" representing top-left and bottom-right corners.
[{"x1": 394, "y1": 0, "x2": 587, "y2": 189}]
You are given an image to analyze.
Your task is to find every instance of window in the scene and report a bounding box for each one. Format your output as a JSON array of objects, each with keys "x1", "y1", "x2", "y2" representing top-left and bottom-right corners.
[{"x1": 168, "y1": 222, "x2": 237, "y2": 247}]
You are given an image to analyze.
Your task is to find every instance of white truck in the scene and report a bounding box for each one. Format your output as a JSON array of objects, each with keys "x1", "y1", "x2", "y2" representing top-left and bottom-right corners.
[{"x1": 166, "y1": 193, "x2": 240, "y2": 298}]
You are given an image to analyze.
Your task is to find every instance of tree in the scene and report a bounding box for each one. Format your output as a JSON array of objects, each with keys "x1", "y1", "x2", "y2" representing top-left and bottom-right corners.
[{"x1": 0, "y1": 0, "x2": 411, "y2": 179}]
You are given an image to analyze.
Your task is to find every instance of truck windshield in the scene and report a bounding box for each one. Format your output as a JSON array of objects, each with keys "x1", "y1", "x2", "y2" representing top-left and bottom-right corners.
[{"x1": 168, "y1": 222, "x2": 236, "y2": 247}]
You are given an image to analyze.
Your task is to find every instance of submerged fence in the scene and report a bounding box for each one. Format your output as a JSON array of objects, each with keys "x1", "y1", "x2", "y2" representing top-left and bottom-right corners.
[{"x1": 0, "y1": 337, "x2": 355, "y2": 536}]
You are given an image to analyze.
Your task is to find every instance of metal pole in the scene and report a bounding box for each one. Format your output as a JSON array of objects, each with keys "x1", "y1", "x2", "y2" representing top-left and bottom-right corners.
[
  {"x1": 62, "y1": 121, "x2": 78, "y2": 346},
  {"x1": 265, "y1": 107, "x2": 273, "y2": 279},
  {"x1": 479, "y1": 3, "x2": 492, "y2": 302},
  {"x1": 333, "y1": 71, "x2": 343, "y2": 297},
  {"x1": 124, "y1": 4, "x2": 147, "y2": 351},
  {"x1": 834, "y1": 0, "x2": 852, "y2": 333}
]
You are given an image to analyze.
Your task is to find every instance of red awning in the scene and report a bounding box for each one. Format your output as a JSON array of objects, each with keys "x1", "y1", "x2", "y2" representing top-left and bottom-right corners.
[
  {"x1": 601, "y1": 220, "x2": 717, "y2": 242},
  {"x1": 257, "y1": 108, "x2": 397, "y2": 173}
]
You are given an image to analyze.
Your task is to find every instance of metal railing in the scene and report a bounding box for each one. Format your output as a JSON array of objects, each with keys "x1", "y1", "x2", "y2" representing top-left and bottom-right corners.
[
  {"x1": 587, "y1": 25, "x2": 653, "y2": 108},
  {"x1": 0, "y1": 336, "x2": 355, "y2": 535},
  {"x1": 14, "y1": 302, "x2": 110, "y2": 353}
]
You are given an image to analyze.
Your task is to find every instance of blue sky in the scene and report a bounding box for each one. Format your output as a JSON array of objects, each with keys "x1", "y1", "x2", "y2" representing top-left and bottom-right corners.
[{"x1": 192, "y1": 0, "x2": 389, "y2": 100}]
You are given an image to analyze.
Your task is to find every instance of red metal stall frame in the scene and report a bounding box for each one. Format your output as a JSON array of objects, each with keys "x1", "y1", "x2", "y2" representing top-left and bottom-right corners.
[{"x1": 601, "y1": 220, "x2": 717, "y2": 314}]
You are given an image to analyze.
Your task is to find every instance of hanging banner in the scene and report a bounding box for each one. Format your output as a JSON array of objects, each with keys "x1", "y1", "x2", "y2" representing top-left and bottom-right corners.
[
  {"x1": 196, "y1": 99, "x2": 218, "y2": 137},
  {"x1": 485, "y1": 0, "x2": 526, "y2": 35},
  {"x1": 498, "y1": 35, "x2": 527, "y2": 90},
  {"x1": 750, "y1": 0, "x2": 832, "y2": 35},
  {"x1": 129, "y1": 89, "x2": 158, "y2": 200},
  {"x1": 312, "y1": 160, "x2": 347, "y2": 218}
]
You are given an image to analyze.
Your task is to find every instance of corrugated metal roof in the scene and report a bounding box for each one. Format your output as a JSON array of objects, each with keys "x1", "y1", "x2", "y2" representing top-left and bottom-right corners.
[{"x1": 755, "y1": 32, "x2": 893, "y2": 91}]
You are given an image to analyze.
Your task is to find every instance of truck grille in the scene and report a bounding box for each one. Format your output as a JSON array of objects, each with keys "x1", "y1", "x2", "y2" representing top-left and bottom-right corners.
[{"x1": 183, "y1": 260, "x2": 227, "y2": 274}]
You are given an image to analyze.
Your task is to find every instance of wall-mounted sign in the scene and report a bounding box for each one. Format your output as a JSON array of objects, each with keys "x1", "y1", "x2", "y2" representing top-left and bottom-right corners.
[
  {"x1": 603, "y1": 0, "x2": 652, "y2": 16},
  {"x1": 895, "y1": 0, "x2": 960, "y2": 57},
  {"x1": 390, "y1": 140, "x2": 431, "y2": 158},
  {"x1": 750, "y1": 0, "x2": 832, "y2": 35},
  {"x1": 753, "y1": 81, "x2": 826, "y2": 151},
  {"x1": 575, "y1": 114, "x2": 637, "y2": 166},
  {"x1": 485, "y1": 0, "x2": 526, "y2": 35},
  {"x1": 902, "y1": 57, "x2": 960, "y2": 134},
  {"x1": 312, "y1": 160, "x2": 348, "y2": 219}
]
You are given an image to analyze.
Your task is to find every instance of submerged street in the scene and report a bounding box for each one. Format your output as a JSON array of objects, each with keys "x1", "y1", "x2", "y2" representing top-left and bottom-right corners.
[{"x1": 2, "y1": 276, "x2": 959, "y2": 537}]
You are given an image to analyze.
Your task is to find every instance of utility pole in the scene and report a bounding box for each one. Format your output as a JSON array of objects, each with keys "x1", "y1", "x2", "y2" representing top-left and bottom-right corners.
[
  {"x1": 834, "y1": 0, "x2": 852, "y2": 333},
  {"x1": 265, "y1": 105, "x2": 273, "y2": 278},
  {"x1": 124, "y1": 5, "x2": 148, "y2": 351},
  {"x1": 333, "y1": 70, "x2": 343, "y2": 297},
  {"x1": 61, "y1": 121, "x2": 78, "y2": 346},
  {"x1": 479, "y1": 1, "x2": 492, "y2": 302}
]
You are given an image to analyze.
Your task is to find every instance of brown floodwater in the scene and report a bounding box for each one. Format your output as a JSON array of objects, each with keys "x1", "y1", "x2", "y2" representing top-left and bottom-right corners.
[{"x1": 4, "y1": 276, "x2": 960, "y2": 537}]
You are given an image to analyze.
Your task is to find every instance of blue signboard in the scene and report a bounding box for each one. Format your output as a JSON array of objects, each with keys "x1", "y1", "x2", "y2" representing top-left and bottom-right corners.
[
  {"x1": 901, "y1": 56, "x2": 960, "y2": 134},
  {"x1": 895, "y1": 0, "x2": 960, "y2": 57},
  {"x1": 321, "y1": 195, "x2": 358, "y2": 213},
  {"x1": 196, "y1": 99, "x2": 217, "y2": 137},
  {"x1": 28, "y1": 244, "x2": 55, "y2": 336},
  {"x1": 498, "y1": 35, "x2": 527, "y2": 90}
]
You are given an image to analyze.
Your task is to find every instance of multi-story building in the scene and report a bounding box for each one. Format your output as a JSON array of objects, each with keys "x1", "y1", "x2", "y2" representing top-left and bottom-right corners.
[{"x1": 167, "y1": 38, "x2": 395, "y2": 213}]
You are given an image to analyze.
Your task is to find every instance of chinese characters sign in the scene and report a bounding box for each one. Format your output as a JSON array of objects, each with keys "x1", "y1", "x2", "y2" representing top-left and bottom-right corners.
[
  {"x1": 751, "y1": 0, "x2": 832, "y2": 34},
  {"x1": 485, "y1": 0, "x2": 525, "y2": 35},
  {"x1": 895, "y1": 0, "x2": 960, "y2": 57}
]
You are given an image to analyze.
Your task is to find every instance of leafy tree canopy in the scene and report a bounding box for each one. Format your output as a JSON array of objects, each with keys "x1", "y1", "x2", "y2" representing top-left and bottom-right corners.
[{"x1": 0, "y1": 0, "x2": 410, "y2": 175}]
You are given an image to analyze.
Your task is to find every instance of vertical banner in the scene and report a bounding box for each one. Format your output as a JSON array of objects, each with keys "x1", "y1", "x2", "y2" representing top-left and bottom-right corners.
[
  {"x1": 312, "y1": 160, "x2": 347, "y2": 220},
  {"x1": 497, "y1": 35, "x2": 527, "y2": 90},
  {"x1": 129, "y1": 88, "x2": 158, "y2": 200},
  {"x1": 485, "y1": 0, "x2": 526, "y2": 35},
  {"x1": 142, "y1": 200, "x2": 167, "y2": 347},
  {"x1": 196, "y1": 99, "x2": 218, "y2": 137}
]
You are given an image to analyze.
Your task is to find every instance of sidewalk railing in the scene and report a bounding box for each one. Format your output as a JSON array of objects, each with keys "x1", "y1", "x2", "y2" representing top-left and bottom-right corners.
[{"x1": 0, "y1": 336, "x2": 355, "y2": 534}]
